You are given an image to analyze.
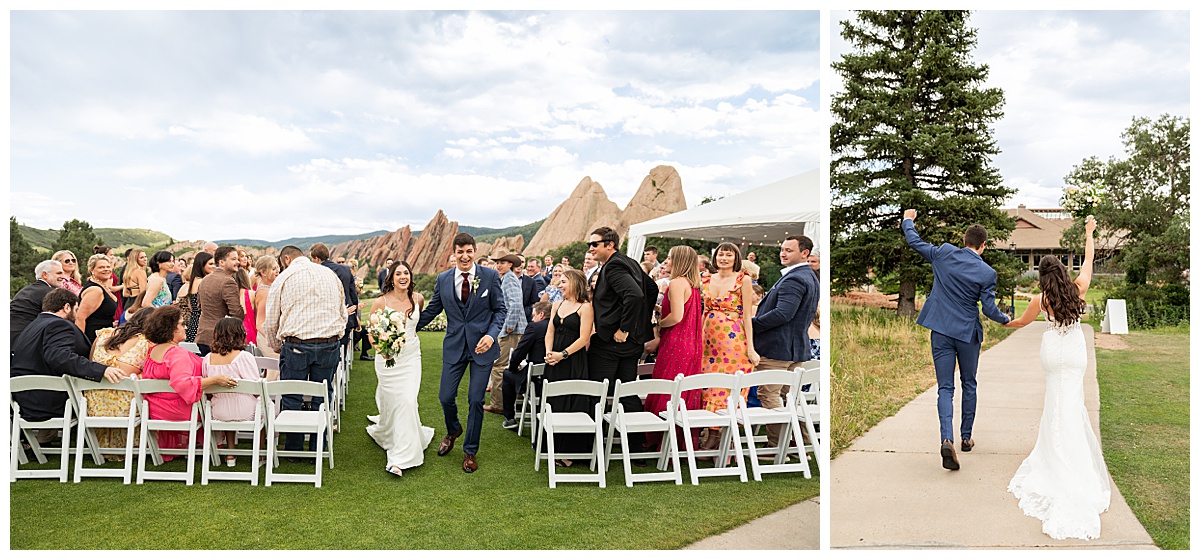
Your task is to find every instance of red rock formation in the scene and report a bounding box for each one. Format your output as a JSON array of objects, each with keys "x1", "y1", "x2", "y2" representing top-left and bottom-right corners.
[
  {"x1": 477, "y1": 234, "x2": 525, "y2": 259},
  {"x1": 525, "y1": 177, "x2": 623, "y2": 256},
  {"x1": 406, "y1": 210, "x2": 459, "y2": 275},
  {"x1": 621, "y1": 165, "x2": 687, "y2": 230}
]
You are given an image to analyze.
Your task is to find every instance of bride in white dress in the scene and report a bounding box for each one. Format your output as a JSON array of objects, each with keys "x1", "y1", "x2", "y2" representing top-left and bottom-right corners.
[
  {"x1": 367, "y1": 261, "x2": 434, "y2": 477},
  {"x1": 1003, "y1": 216, "x2": 1110, "y2": 540}
]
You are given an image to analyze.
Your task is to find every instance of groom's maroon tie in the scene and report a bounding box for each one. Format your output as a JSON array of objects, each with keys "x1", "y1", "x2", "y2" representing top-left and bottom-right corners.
[{"x1": 461, "y1": 272, "x2": 470, "y2": 302}]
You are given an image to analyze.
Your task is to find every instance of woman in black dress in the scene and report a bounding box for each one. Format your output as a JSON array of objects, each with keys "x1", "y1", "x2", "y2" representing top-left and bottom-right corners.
[
  {"x1": 178, "y1": 252, "x2": 214, "y2": 342},
  {"x1": 542, "y1": 269, "x2": 597, "y2": 465},
  {"x1": 75, "y1": 254, "x2": 119, "y2": 344}
]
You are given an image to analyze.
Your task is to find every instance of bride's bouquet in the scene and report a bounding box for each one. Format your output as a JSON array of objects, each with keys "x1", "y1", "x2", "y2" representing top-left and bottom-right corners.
[
  {"x1": 368, "y1": 308, "x2": 408, "y2": 367},
  {"x1": 1061, "y1": 183, "x2": 1105, "y2": 219}
]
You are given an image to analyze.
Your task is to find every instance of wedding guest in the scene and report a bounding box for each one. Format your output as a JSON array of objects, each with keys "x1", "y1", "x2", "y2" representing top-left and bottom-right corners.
[
  {"x1": 560, "y1": 256, "x2": 570, "y2": 267},
  {"x1": 587, "y1": 268, "x2": 600, "y2": 299},
  {"x1": 86, "y1": 307, "x2": 154, "y2": 458},
  {"x1": 521, "y1": 257, "x2": 546, "y2": 322},
  {"x1": 76, "y1": 255, "x2": 120, "y2": 344},
  {"x1": 196, "y1": 246, "x2": 244, "y2": 356},
  {"x1": 539, "y1": 264, "x2": 565, "y2": 303},
  {"x1": 485, "y1": 253, "x2": 527, "y2": 414},
  {"x1": 179, "y1": 252, "x2": 213, "y2": 344},
  {"x1": 587, "y1": 226, "x2": 656, "y2": 453},
  {"x1": 641, "y1": 261, "x2": 655, "y2": 275},
  {"x1": 140, "y1": 306, "x2": 236, "y2": 460},
  {"x1": 643, "y1": 246, "x2": 661, "y2": 270},
  {"x1": 501, "y1": 301, "x2": 550, "y2": 429},
  {"x1": 477, "y1": 256, "x2": 493, "y2": 269},
  {"x1": 311, "y1": 243, "x2": 360, "y2": 352},
  {"x1": 643, "y1": 246, "x2": 704, "y2": 450},
  {"x1": 121, "y1": 249, "x2": 148, "y2": 318},
  {"x1": 747, "y1": 251, "x2": 757, "y2": 264},
  {"x1": 252, "y1": 255, "x2": 281, "y2": 360},
  {"x1": 541, "y1": 269, "x2": 596, "y2": 462},
  {"x1": 751, "y1": 284, "x2": 765, "y2": 311},
  {"x1": 235, "y1": 268, "x2": 256, "y2": 345},
  {"x1": 582, "y1": 252, "x2": 599, "y2": 282},
  {"x1": 809, "y1": 305, "x2": 822, "y2": 361},
  {"x1": 698, "y1": 254, "x2": 712, "y2": 277},
  {"x1": 541, "y1": 255, "x2": 554, "y2": 284},
  {"x1": 378, "y1": 258, "x2": 394, "y2": 288},
  {"x1": 202, "y1": 317, "x2": 263, "y2": 467},
  {"x1": 202, "y1": 241, "x2": 218, "y2": 254},
  {"x1": 752, "y1": 235, "x2": 819, "y2": 448},
  {"x1": 141, "y1": 251, "x2": 176, "y2": 310},
  {"x1": 95, "y1": 245, "x2": 124, "y2": 321},
  {"x1": 742, "y1": 260, "x2": 760, "y2": 284},
  {"x1": 11, "y1": 288, "x2": 124, "y2": 424},
  {"x1": 807, "y1": 250, "x2": 821, "y2": 273},
  {"x1": 53, "y1": 250, "x2": 83, "y2": 295},
  {"x1": 698, "y1": 242, "x2": 759, "y2": 450},
  {"x1": 10, "y1": 260, "x2": 66, "y2": 345}
]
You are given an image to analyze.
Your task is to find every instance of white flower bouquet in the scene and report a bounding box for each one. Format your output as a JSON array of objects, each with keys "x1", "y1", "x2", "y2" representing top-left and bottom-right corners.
[
  {"x1": 368, "y1": 308, "x2": 408, "y2": 367},
  {"x1": 1061, "y1": 183, "x2": 1105, "y2": 218}
]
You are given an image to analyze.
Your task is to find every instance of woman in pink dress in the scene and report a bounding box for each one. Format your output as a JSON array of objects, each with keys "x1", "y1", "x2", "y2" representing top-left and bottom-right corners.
[
  {"x1": 642, "y1": 246, "x2": 705, "y2": 450},
  {"x1": 699, "y1": 242, "x2": 761, "y2": 450},
  {"x1": 235, "y1": 266, "x2": 257, "y2": 345},
  {"x1": 140, "y1": 306, "x2": 236, "y2": 460},
  {"x1": 202, "y1": 317, "x2": 262, "y2": 467}
]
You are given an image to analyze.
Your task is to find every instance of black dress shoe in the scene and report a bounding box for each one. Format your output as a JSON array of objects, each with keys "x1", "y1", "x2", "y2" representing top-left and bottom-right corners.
[
  {"x1": 961, "y1": 438, "x2": 975, "y2": 452},
  {"x1": 358, "y1": 354, "x2": 371, "y2": 361},
  {"x1": 941, "y1": 439, "x2": 960, "y2": 471},
  {"x1": 438, "y1": 427, "x2": 464, "y2": 456}
]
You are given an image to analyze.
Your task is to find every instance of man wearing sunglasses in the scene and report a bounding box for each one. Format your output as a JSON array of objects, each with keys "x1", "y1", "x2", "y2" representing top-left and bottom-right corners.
[{"x1": 587, "y1": 226, "x2": 657, "y2": 453}]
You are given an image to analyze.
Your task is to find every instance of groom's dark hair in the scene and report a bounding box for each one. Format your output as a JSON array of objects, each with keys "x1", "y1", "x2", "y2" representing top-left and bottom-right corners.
[
  {"x1": 963, "y1": 225, "x2": 987, "y2": 250},
  {"x1": 453, "y1": 232, "x2": 476, "y2": 249}
]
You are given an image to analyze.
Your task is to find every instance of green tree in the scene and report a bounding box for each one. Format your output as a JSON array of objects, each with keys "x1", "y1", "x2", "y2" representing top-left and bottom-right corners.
[
  {"x1": 1061, "y1": 115, "x2": 1190, "y2": 286},
  {"x1": 10, "y1": 217, "x2": 46, "y2": 297},
  {"x1": 51, "y1": 219, "x2": 106, "y2": 266},
  {"x1": 831, "y1": 10, "x2": 1017, "y2": 318}
]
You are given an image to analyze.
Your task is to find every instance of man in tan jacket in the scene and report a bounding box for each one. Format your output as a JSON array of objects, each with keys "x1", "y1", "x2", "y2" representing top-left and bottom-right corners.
[{"x1": 195, "y1": 246, "x2": 244, "y2": 355}]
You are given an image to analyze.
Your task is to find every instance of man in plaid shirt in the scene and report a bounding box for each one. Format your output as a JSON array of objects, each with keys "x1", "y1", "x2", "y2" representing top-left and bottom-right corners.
[{"x1": 484, "y1": 253, "x2": 527, "y2": 414}]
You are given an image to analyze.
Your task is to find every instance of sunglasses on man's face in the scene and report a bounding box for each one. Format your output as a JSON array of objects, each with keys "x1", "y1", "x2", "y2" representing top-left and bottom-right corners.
[{"x1": 587, "y1": 241, "x2": 604, "y2": 248}]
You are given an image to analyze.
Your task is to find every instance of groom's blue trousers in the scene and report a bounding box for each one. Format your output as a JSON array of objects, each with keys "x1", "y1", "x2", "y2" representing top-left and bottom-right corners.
[
  {"x1": 930, "y1": 331, "x2": 980, "y2": 443},
  {"x1": 439, "y1": 357, "x2": 490, "y2": 456}
]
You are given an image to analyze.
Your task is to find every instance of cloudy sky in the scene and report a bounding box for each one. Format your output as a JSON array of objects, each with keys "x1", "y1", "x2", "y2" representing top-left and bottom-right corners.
[
  {"x1": 9, "y1": 10, "x2": 820, "y2": 241},
  {"x1": 831, "y1": 10, "x2": 1190, "y2": 209}
]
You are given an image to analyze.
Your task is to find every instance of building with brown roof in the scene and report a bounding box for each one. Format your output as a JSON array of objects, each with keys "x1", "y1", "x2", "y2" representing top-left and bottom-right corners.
[{"x1": 1003, "y1": 205, "x2": 1119, "y2": 272}]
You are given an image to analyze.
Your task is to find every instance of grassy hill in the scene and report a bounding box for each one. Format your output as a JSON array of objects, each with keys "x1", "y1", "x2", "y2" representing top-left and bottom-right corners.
[{"x1": 17, "y1": 223, "x2": 174, "y2": 252}]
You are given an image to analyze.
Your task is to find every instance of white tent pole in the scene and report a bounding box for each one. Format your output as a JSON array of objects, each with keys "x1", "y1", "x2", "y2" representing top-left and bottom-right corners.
[{"x1": 626, "y1": 234, "x2": 647, "y2": 260}]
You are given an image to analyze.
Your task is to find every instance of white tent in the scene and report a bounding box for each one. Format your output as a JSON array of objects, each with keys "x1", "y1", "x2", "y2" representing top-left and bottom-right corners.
[{"x1": 626, "y1": 170, "x2": 820, "y2": 259}]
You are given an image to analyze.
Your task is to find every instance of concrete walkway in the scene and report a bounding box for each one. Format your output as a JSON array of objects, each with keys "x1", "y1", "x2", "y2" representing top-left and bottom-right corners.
[
  {"x1": 685, "y1": 496, "x2": 820, "y2": 550},
  {"x1": 831, "y1": 324, "x2": 1157, "y2": 549}
]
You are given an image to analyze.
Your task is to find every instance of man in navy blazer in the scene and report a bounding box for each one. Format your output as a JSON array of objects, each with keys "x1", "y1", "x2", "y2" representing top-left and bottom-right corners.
[
  {"x1": 752, "y1": 235, "x2": 820, "y2": 449},
  {"x1": 902, "y1": 209, "x2": 1010, "y2": 471},
  {"x1": 416, "y1": 233, "x2": 506, "y2": 473},
  {"x1": 10, "y1": 259, "x2": 67, "y2": 346},
  {"x1": 11, "y1": 288, "x2": 123, "y2": 423}
]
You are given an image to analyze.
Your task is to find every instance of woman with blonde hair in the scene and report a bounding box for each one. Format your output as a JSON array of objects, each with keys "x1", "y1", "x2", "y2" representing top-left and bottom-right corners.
[
  {"x1": 52, "y1": 250, "x2": 83, "y2": 295},
  {"x1": 253, "y1": 255, "x2": 281, "y2": 360},
  {"x1": 76, "y1": 254, "x2": 120, "y2": 343},
  {"x1": 642, "y1": 245, "x2": 705, "y2": 450},
  {"x1": 121, "y1": 249, "x2": 148, "y2": 318}
]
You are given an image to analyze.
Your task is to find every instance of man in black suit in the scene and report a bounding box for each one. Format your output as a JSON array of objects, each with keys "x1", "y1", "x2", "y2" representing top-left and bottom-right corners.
[
  {"x1": 10, "y1": 288, "x2": 124, "y2": 423},
  {"x1": 501, "y1": 301, "x2": 551, "y2": 429},
  {"x1": 587, "y1": 226, "x2": 657, "y2": 451},
  {"x1": 310, "y1": 243, "x2": 360, "y2": 349},
  {"x1": 520, "y1": 257, "x2": 547, "y2": 322},
  {"x1": 377, "y1": 258, "x2": 393, "y2": 289},
  {"x1": 10, "y1": 259, "x2": 68, "y2": 346}
]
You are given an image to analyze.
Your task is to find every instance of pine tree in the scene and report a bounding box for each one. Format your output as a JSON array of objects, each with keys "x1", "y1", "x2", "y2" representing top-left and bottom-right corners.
[
  {"x1": 831, "y1": 10, "x2": 1018, "y2": 318},
  {"x1": 10, "y1": 217, "x2": 46, "y2": 297},
  {"x1": 52, "y1": 218, "x2": 106, "y2": 267}
]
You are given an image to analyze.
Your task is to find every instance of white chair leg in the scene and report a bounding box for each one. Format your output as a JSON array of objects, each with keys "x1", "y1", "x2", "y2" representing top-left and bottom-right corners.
[
  {"x1": 201, "y1": 421, "x2": 212, "y2": 485},
  {"x1": 604, "y1": 419, "x2": 617, "y2": 473},
  {"x1": 668, "y1": 425, "x2": 683, "y2": 485},
  {"x1": 10, "y1": 420, "x2": 22, "y2": 482},
  {"x1": 620, "y1": 427, "x2": 634, "y2": 488},
  {"x1": 546, "y1": 427, "x2": 557, "y2": 489}
]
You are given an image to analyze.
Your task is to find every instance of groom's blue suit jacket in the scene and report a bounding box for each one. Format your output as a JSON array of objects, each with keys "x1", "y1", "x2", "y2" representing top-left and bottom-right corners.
[
  {"x1": 416, "y1": 265, "x2": 507, "y2": 365},
  {"x1": 903, "y1": 218, "x2": 1009, "y2": 344}
]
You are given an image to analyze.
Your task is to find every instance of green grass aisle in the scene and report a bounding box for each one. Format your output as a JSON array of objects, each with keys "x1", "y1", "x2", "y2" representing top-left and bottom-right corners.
[
  {"x1": 9, "y1": 332, "x2": 818, "y2": 549},
  {"x1": 1095, "y1": 328, "x2": 1190, "y2": 550}
]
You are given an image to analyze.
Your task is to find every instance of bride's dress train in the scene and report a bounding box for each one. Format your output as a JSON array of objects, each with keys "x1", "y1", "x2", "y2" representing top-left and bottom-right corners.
[
  {"x1": 367, "y1": 310, "x2": 434, "y2": 470},
  {"x1": 1008, "y1": 318, "x2": 1111, "y2": 540}
]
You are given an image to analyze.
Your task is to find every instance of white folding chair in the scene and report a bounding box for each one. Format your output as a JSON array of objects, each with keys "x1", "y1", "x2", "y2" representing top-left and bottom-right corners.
[
  {"x1": 534, "y1": 378, "x2": 609, "y2": 488},
  {"x1": 663, "y1": 372, "x2": 747, "y2": 485},
  {"x1": 264, "y1": 380, "x2": 334, "y2": 487},
  {"x1": 602, "y1": 376, "x2": 682, "y2": 486},
  {"x1": 255, "y1": 356, "x2": 281, "y2": 381},
  {"x1": 517, "y1": 362, "x2": 546, "y2": 439},
  {"x1": 69, "y1": 377, "x2": 140, "y2": 484},
  {"x1": 330, "y1": 359, "x2": 345, "y2": 433},
  {"x1": 201, "y1": 380, "x2": 267, "y2": 485},
  {"x1": 136, "y1": 378, "x2": 201, "y2": 485},
  {"x1": 179, "y1": 342, "x2": 201, "y2": 355},
  {"x1": 728, "y1": 369, "x2": 813, "y2": 480},
  {"x1": 796, "y1": 366, "x2": 823, "y2": 454},
  {"x1": 10, "y1": 375, "x2": 75, "y2": 482},
  {"x1": 341, "y1": 342, "x2": 352, "y2": 399}
]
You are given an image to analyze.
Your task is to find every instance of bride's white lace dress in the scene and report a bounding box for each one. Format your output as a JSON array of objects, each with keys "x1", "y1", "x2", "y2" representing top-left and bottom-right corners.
[
  {"x1": 1007, "y1": 314, "x2": 1111, "y2": 540},
  {"x1": 367, "y1": 309, "x2": 434, "y2": 469}
]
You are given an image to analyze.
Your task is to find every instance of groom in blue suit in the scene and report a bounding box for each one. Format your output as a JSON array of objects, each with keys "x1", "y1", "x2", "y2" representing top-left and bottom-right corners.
[
  {"x1": 416, "y1": 232, "x2": 506, "y2": 473},
  {"x1": 902, "y1": 209, "x2": 1010, "y2": 471}
]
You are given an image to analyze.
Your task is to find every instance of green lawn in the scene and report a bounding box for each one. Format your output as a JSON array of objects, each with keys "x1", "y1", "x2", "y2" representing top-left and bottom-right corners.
[
  {"x1": 9, "y1": 332, "x2": 818, "y2": 549},
  {"x1": 1095, "y1": 327, "x2": 1190, "y2": 550}
]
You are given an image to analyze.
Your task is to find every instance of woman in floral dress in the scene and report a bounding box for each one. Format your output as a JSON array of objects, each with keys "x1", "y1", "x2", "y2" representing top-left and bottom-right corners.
[
  {"x1": 699, "y1": 242, "x2": 760, "y2": 450},
  {"x1": 86, "y1": 307, "x2": 155, "y2": 458}
]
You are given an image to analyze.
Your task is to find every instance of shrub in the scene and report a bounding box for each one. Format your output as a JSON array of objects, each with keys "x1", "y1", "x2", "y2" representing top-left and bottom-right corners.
[{"x1": 1097, "y1": 283, "x2": 1189, "y2": 329}]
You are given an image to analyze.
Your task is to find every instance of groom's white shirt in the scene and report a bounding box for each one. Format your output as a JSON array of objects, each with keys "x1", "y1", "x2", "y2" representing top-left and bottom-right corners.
[{"x1": 452, "y1": 263, "x2": 478, "y2": 298}]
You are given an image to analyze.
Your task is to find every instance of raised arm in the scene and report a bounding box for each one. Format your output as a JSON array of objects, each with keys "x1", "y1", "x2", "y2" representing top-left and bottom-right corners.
[
  {"x1": 901, "y1": 210, "x2": 937, "y2": 263},
  {"x1": 1075, "y1": 215, "x2": 1096, "y2": 298}
]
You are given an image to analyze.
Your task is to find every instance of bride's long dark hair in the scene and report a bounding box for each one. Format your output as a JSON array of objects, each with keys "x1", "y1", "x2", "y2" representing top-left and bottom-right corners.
[
  {"x1": 381, "y1": 260, "x2": 418, "y2": 319},
  {"x1": 1038, "y1": 255, "x2": 1086, "y2": 326}
]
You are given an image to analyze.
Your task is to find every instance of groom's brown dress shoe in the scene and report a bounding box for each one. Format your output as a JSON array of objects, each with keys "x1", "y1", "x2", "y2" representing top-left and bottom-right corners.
[
  {"x1": 961, "y1": 438, "x2": 975, "y2": 452},
  {"x1": 463, "y1": 454, "x2": 478, "y2": 473},
  {"x1": 941, "y1": 440, "x2": 960, "y2": 470},
  {"x1": 438, "y1": 427, "x2": 464, "y2": 456}
]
